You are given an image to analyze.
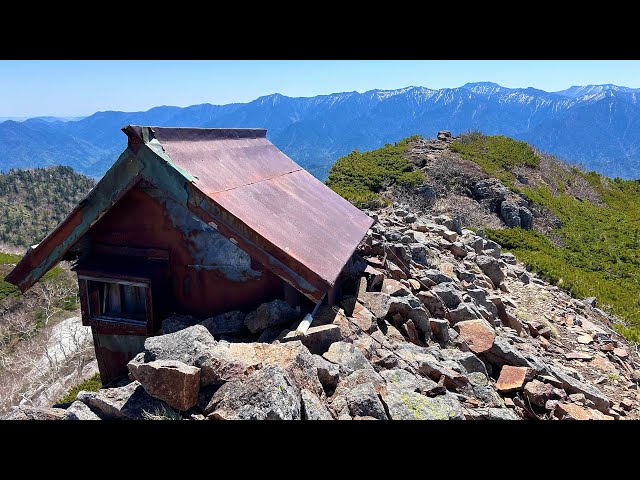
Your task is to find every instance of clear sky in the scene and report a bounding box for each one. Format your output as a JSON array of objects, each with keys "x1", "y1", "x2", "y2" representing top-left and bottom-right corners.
[{"x1": 1, "y1": 60, "x2": 639, "y2": 118}]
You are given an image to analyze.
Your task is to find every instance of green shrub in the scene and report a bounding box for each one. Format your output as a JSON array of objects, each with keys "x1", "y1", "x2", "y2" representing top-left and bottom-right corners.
[
  {"x1": 451, "y1": 132, "x2": 540, "y2": 187},
  {"x1": 58, "y1": 373, "x2": 102, "y2": 404},
  {"x1": 326, "y1": 137, "x2": 424, "y2": 208}
]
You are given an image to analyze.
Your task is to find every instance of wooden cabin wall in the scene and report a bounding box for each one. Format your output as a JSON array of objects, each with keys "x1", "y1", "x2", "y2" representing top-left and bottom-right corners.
[{"x1": 86, "y1": 181, "x2": 284, "y2": 318}]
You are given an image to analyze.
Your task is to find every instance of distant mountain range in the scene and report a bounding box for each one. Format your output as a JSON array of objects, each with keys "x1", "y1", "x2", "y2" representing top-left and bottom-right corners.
[{"x1": 1, "y1": 82, "x2": 640, "y2": 180}]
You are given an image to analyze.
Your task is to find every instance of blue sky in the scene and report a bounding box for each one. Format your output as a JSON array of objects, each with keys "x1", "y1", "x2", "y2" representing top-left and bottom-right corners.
[{"x1": 1, "y1": 60, "x2": 639, "y2": 118}]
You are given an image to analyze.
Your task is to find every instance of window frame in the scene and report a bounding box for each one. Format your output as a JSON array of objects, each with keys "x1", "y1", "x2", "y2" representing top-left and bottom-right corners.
[{"x1": 78, "y1": 274, "x2": 154, "y2": 335}]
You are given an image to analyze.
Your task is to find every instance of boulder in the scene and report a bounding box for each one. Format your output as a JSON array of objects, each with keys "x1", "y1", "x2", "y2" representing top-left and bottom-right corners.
[
  {"x1": 301, "y1": 389, "x2": 333, "y2": 420},
  {"x1": 422, "y1": 269, "x2": 454, "y2": 284},
  {"x1": 244, "y1": 299, "x2": 301, "y2": 334},
  {"x1": 339, "y1": 369, "x2": 386, "y2": 395},
  {"x1": 500, "y1": 202, "x2": 522, "y2": 228},
  {"x1": 380, "y1": 369, "x2": 422, "y2": 393},
  {"x1": 442, "y1": 349, "x2": 488, "y2": 376},
  {"x1": 382, "y1": 390, "x2": 464, "y2": 420},
  {"x1": 430, "y1": 319, "x2": 451, "y2": 343},
  {"x1": 553, "y1": 402, "x2": 614, "y2": 420},
  {"x1": 312, "y1": 354, "x2": 340, "y2": 393},
  {"x1": 128, "y1": 358, "x2": 201, "y2": 411},
  {"x1": 381, "y1": 278, "x2": 412, "y2": 297},
  {"x1": 6, "y1": 406, "x2": 66, "y2": 420},
  {"x1": 144, "y1": 325, "x2": 216, "y2": 367},
  {"x1": 77, "y1": 381, "x2": 175, "y2": 420},
  {"x1": 346, "y1": 383, "x2": 388, "y2": 420},
  {"x1": 442, "y1": 230, "x2": 458, "y2": 242},
  {"x1": 475, "y1": 255, "x2": 505, "y2": 286},
  {"x1": 282, "y1": 324, "x2": 342, "y2": 354},
  {"x1": 519, "y1": 207, "x2": 533, "y2": 229},
  {"x1": 322, "y1": 342, "x2": 374, "y2": 376},
  {"x1": 206, "y1": 365, "x2": 301, "y2": 420},
  {"x1": 200, "y1": 311, "x2": 247, "y2": 336},
  {"x1": 467, "y1": 407, "x2": 520, "y2": 420},
  {"x1": 358, "y1": 292, "x2": 391, "y2": 319},
  {"x1": 483, "y1": 336, "x2": 536, "y2": 370},
  {"x1": 203, "y1": 340, "x2": 324, "y2": 396},
  {"x1": 432, "y1": 283, "x2": 463, "y2": 309},
  {"x1": 454, "y1": 320, "x2": 496, "y2": 354},
  {"x1": 547, "y1": 365, "x2": 611, "y2": 414},
  {"x1": 447, "y1": 303, "x2": 482, "y2": 324},
  {"x1": 523, "y1": 380, "x2": 557, "y2": 408},
  {"x1": 63, "y1": 401, "x2": 101, "y2": 421},
  {"x1": 496, "y1": 366, "x2": 534, "y2": 393},
  {"x1": 418, "y1": 291, "x2": 446, "y2": 318}
]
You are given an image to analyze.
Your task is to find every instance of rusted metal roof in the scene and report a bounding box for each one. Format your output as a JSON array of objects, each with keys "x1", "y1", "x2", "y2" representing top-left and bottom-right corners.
[{"x1": 5, "y1": 126, "x2": 374, "y2": 302}]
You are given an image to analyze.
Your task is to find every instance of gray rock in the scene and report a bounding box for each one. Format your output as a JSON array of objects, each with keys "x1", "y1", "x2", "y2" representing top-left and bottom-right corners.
[
  {"x1": 387, "y1": 295, "x2": 422, "y2": 318},
  {"x1": 244, "y1": 299, "x2": 301, "y2": 334},
  {"x1": 128, "y1": 358, "x2": 201, "y2": 411},
  {"x1": 144, "y1": 325, "x2": 216, "y2": 367},
  {"x1": 394, "y1": 344, "x2": 469, "y2": 391},
  {"x1": 483, "y1": 336, "x2": 533, "y2": 369},
  {"x1": 410, "y1": 244, "x2": 431, "y2": 264},
  {"x1": 442, "y1": 349, "x2": 488, "y2": 376},
  {"x1": 418, "y1": 290, "x2": 445, "y2": 316},
  {"x1": 312, "y1": 354, "x2": 340, "y2": 393},
  {"x1": 200, "y1": 311, "x2": 247, "y2": 337},
  {"x1": 430, "y1": 319, "x2": 451, "y2": 342},
  {"x1": 385, "y1": 231, "x2": 402, "y2": 242},
  {"x1": 346, "y1": 383, "x2": 388, "y2": 420},
  {"x1": 206, "y1": 365, "x2": 301, "y2": 420},
  {"x1": 501, "y1": 202, "x2": 522, "y2": 228},
  {"x1": 404, "y1": 213, "x2": 417, "y2": 223},
  {"x1": 63, "y1": 401, "x2": 101, "y2": 420},
  {"x1": 475, "y1": 255, "x2": 505, "y2": 286},
  {"x1": 519, "y1": 207, "x2": 533, "y2": 229},
  {"x1": 449, "y1": 242, "x2": 468, "y2": 258},
  {"x1": 547, "y1": 365, "x2": 611, "y2": 414},
  {"x1": 388, "y1": 243, "x2": 412, "y2": 264},
  {"x1": 339, "y1": 369, "x2": 386, "y2": 395},
  {"x1": 322, "y1": 342, "x2": 374, "y2": 376},
  {"x1": 200, "y1": 340, "x2": 324, "y2": 396},
  {"x1": 432, "y1": 283, "x2": 463, "y2": 309},
  {"x1": 500, "y1": 253, "x2": 517, "y2": 265},
  {"x1": 5, "y1": 406, "x2": 66, "y2": 420},
  {"x1": 383, "y1": 390, "x2": 464, "y2": 420},
  {"x1": 464, "y1": 288, "x2": 499, "y2": 320},
  {"x1": 358, "y1": 291, "x2": 391, "y2": 319},
  {"x1": 282, "y1": 324, "x2": 342, "y2": 355},
  {"x1": 395, "y1": 208, "x2": 408, "y2": 217},
  {"x1": 466, "y1": 371, "x2": 502, "y2": 407},
  {"x1": 77, "y1": 381, "x2": 175, "y2": 420},
  {"x1": 472, "y1": 180, "x2": 509, "y2": 205},
  {"x1": 467, "y1": 407, "x2": 520, "y2": 420},
  {"x1": 380, "y1": 369, "x2": 421, "y2": 392},
  {"x1": 301, "y1": 389, "x2": 333, "y2": 420},
  {"x1": 583, "y1": 297, "x2": 597, "y2": 307},
  {"x1": 407, "y1": 307, "x2": 432, "y2": 339},
  {"x1": 447, "y1": 302, "x2": 482, "y2": 324},
  {"x1": 423, "y1": 269, "x2": 454, "y2": 284}
]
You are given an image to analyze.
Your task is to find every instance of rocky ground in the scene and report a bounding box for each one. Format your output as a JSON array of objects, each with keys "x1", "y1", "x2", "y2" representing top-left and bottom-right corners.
[{"x1": 6, "y1": 203, "x2": 638, "y2": 421}]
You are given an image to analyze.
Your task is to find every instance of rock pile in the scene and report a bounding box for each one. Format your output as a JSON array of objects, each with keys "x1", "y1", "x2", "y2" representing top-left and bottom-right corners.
[{"x1": 8, "y1": 206, "x2": 639, "y2": 420}]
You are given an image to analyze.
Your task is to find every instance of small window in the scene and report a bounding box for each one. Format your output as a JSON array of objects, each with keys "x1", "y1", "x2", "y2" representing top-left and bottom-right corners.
[{"x1": 79, "y1": 275, "x2": 151, "y2": 327}]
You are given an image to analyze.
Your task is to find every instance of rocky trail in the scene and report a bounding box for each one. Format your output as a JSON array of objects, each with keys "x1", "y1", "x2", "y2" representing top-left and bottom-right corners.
[{"x1": 6, "y1": 205, "x2": 639, "y2": 420}]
